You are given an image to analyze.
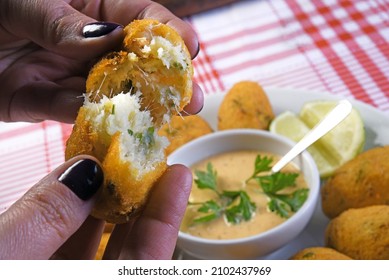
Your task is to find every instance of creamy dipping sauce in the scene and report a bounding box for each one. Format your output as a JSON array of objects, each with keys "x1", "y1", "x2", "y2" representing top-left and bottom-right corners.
[{"x1": 180, "y1": 150, "x2": 309, "y2": 240}]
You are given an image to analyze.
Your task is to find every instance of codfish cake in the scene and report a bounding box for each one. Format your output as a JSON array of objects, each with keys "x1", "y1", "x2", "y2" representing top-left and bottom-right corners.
[
  {"x1": 325, "y1": 205, "x2": 389, "y2": 260},
  {"x1": 290, "y1": 247, "x2": 352, "y2": 260},
  {"x1": 321, "y1": 146, "x2": 389, "y2": 218},
  {"x1": 86, "y1": 19, "x2": 193, "y2": 126},
  {"x1": 158, "y1": 115, "x2": 213, "y2": 155},
  {"x1": 218, "y1": 81, "x2": 274, "y2": 130},
  {"x1": 66, "y1": 19, "x2": 193, "y2": 224}
]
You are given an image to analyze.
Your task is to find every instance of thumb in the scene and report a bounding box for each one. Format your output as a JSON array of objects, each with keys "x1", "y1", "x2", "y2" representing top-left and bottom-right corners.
[
  {"x1": 0, "y1": 156, "x2": 103, "y2": 260},
  {"x1": 1, "y1": 0, "x2": 123, "y2": 60}
]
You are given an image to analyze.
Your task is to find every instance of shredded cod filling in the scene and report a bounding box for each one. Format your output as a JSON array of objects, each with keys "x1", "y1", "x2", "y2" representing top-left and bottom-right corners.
[
  {"x1": 82, "y1": 31, "x2": 188, "y2": 178},
  {"x1": 128, "y1": 35, "x2": 188, "y2": 121},
  {"x1": 141, "y1": 36, "x2": 188, "y2": 71},
  {"x1": 85, "y1": 92, "x2": 169, "y2": 178}
]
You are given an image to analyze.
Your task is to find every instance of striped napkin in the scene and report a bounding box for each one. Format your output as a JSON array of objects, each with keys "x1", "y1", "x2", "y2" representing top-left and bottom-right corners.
[{"x1": 1, "y1": 0, "x2": 389, "y2": 213}]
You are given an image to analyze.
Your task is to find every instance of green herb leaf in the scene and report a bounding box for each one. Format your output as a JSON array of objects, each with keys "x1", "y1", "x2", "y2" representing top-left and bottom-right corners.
[
  {"x1": 246, "y1": 155, "x2": 273, "y2": 182},
  {"x1": 144, "y1": 126, "x2": 155, "y2": 146},
  {"x1": 273, "y1": 189, "x2": 309, "y2": 212},
  {"x1": 267, "y1": 189, "x2": 309, "y2": 218},
  {"x1": 129, "y1": 127, "x2": 155, "y2": 147},
  {"x1": 224, "y1": 191, "x2": 256, "y2": 224},
  {"x1": 193, "y1": 213, "x2": 219, "y2": 224},
  {"x1": 192, "y1": 164, "x2": 256, "y2": 225},
  {"x1": 254, "y1": 155, "x2": 273, "y2": 173},
  {"x1": 197, "y1": 200, "x2": 221, "y2": 213},
  {"x1": 194, "y1": 162, "x2": 218, "y2": 193},
  {"x1": 256, "y1": 172, "x2": 299, "y2": 193},
  {"x1": 172, "y1": 61, "x2": 184, "y2": 70},
  {"x1": 221, "y1": 190, "x2": 240, "y2": 205},
  {"x1": 192, "y1": 200, "x2": 222, "y2": 224},
  {"x1": 267, "y1": 195, "x2": 290, "y2": 218},
  {"x1": 247, "y1": 155, "x2": 308, "y2": 218}
]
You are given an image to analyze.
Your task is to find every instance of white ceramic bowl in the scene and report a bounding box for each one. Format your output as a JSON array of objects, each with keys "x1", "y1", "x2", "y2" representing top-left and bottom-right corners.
[{"x1": 168, "y1": 129, "x2": 320, "y2": 260}]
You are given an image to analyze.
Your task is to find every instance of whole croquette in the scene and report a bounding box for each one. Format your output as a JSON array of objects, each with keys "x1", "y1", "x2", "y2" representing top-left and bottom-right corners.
[
  {"x1": 321, "y1": 146, "x2": 389, "y2": 219},
  {"x1": 290, "y1": 247, "x2": 352, "y2": 260},
  {"x1": 325, "y1": 205, "x2": 389, "y2": 260},
  {"x1": 158, "y1": 115, "x2": 213, "y2": 155},
  {"x1": 218, "y1": 81, "x2": 274, "y2": 130}
]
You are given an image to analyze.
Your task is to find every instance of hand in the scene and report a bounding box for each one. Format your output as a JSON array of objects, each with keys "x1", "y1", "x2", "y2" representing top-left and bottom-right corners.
[
  {"x1": 0, "y1": 156, "x2": 192, "y2": 259},
  {"x1": 0, "y1": 0, "x2": 199, "y2": 259},
  {"x1": 0, "y1": 0, "x2": 203, "y2": 123}
]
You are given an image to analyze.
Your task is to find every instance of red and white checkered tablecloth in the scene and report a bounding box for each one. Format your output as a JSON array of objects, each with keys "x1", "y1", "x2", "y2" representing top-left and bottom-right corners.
[{"x1": 1, "y1": 0, "x2": 389, "y2": 213}]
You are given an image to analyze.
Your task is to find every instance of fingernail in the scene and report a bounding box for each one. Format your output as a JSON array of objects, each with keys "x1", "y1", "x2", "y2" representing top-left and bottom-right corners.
[
  {"x1": 58, "y1": 159, "x2": 103, "y2": 200},
  {"x1": 83, "y1": 22, "x2": 122, "y2": 38},
  {"x1": 192, "y1": 42, "x2": 200, "y2": 59},
  {"x1": 196, "y1": 104, "x2": 204, "y2": 114}
]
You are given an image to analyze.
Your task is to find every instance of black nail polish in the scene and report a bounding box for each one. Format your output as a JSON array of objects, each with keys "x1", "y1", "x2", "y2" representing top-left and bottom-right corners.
[
  {"x1": 83, "y1": 22, "x2": 122, "y2": 38},
  {"x1": 58, "y1": 159, "x2": 103, "y2": 200}
]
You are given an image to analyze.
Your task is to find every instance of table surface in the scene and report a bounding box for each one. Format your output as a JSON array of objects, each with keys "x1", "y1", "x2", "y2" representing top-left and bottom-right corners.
[{"x1": 1, "y1": 0, "x2": 389, "y2": 238}]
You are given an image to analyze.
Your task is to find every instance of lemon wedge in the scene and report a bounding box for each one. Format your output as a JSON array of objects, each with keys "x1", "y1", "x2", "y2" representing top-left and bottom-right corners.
[{"x1": 270, "y1": 101, "x2": 365, "y2": 178}]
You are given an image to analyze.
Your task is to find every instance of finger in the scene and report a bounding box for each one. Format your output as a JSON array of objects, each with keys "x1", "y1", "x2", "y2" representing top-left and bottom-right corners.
[
  {"x1": 0, "y1": 156, "x2": 103, "y2": 259},
  {"x1": 8, "y1": 81, "x2": 84, "y2": 123},
  {"x1": 51, "y1": 216, "x2": 105, "y2": 260},
  {"x1": 182, "y1": 82, "x2": 204, "y2": 115},
  {"x1": 1, "y1": 0, "x2": 123, "y2": 60},
  {"x1": 95, "y1": 0, "x2": 200, "y2": 58},
  {"x1": 115, "y1": 164, "x2": 192, "y2": 260},
  {"x1": 101, "y1": 221, "x2": 135, "y2": 260}
]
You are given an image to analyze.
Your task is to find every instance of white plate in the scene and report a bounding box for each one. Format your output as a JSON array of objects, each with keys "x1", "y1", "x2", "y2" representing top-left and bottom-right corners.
[{"x1": 176, "y1": 87, "x2": 389, "y2": 260}]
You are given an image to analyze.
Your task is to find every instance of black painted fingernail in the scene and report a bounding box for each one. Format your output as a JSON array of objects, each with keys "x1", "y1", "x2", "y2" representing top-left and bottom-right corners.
[
  {"x1": 58, "y1": 159, "x2": 103, "y2": 200},
  {"x1": 83, "y1": 22, "x2": 122, "y2": 38}
]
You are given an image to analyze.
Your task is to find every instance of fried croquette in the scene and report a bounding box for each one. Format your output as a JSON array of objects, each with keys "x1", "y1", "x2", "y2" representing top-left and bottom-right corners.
[
  {"x1": 86, "y1": 19, "x2": 193, "y2": 126},
  {"x1": 65, "y1": 19, "x2": 193, "y2": 224},
  {"x1": 321, "y1": 146, "x2": 389, "y2": 219},
  {"x1": 290, "y1": 247, "x2": 352, "y2": 260},
  {"x1": 158, "y1": 115, "x2": 213, "y2": 155},
  {"x1": 325, "y1": 205, "x2": 389, "y2": 260},
  {"x1": 217, "y1": 81, "x2": 274, "y2": 130}
]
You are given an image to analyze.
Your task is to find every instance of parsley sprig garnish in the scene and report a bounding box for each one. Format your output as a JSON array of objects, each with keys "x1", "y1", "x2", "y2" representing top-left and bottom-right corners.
[
  {"x1": 246, "y1": 155, "x2": 308, "y2": 218},
  {"x1": 190, "y1": 155, "x2": 309, "y2": 225},
  {"x1": 190, "y1": 163, "x2": 256, "y2": 225}
]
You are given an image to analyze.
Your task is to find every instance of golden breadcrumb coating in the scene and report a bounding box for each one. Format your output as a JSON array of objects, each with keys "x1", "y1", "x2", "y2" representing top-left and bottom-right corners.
[
  {"x1": 158, "y1": 115, "x2": 213, "y2": 155},
  {"x1": 321, "y1": 146, "x2": 389, "y2": 219},
  {"x1": 86, "y1": 19, "x2": 193, "y2": 126},
  {"x1": 325, "y1": 205, "x2": 389, "y2": 260},
  {"x1": 218, "y1": 81, "x2": 274, "y2": 130},
  {"x1": 290, "y1": 247, "x2": 352, "y2": 260},
  {"x1": 66, "y1": 19, "x2": 193, "y2": 223}
]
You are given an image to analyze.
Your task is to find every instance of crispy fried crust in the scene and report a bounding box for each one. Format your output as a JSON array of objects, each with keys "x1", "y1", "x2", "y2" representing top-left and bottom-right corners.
[
  {"x1": 290, "y1": 247, "x2": 352, "y2": 260},
  {"x1": 158, "y1": 115, "x2": 213, "y2": 155},
  {"x1": 92, "y1": 133, "x2": 167, "y2": 223},
  {"x1": 218, "y1": 81, "x2": 274, "y2": 130},
  {"x1": 325, "y1": 205, "x2": 389, "y2": 260},
  {"x1": 321, "y1": 146, "x2": 389, "y2": 219},
  {"x1": 65, "y1": 107, "x2": 167, "y2": 223},
  {"x1": 66, "y1": 19, "x2": 192, "y2": 224},
  {"x1": 86, "y1": 19, "x2": 193, "y2": 126}
]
